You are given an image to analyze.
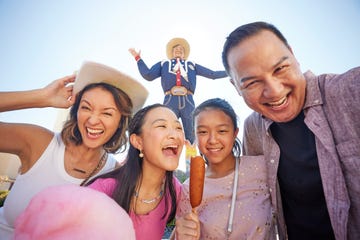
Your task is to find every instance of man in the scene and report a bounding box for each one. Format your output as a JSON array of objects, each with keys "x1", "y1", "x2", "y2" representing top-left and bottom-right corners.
[
  {"x1": 129, "y1": 38, "x2": 228, "y2": 143},
  {"x1": 222, "y1": 21, "x2": 359, "y2": 240}
]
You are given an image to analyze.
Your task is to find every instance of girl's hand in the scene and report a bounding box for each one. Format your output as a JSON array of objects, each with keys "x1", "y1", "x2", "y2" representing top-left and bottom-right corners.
[{"x1": 175, "y1": 211, "x2": 200, "y2": 240}]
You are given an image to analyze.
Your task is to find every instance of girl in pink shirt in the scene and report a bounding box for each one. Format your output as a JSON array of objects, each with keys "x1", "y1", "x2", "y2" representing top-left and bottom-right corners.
[
  {"x1": 87, "y1": 103, "x2": 184, "y2": 240},
  {"x1": 174, "y1": 98, "x2": 275, "y2": 239}
]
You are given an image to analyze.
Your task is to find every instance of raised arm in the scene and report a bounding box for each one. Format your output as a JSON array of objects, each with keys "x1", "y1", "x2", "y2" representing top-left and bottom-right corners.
[
  {"x1": 0, "y1": 74, "x2": 76, "y2": 172},
  {"x1": 0, "y1": 74, "x2": 76, "y2": 112}
]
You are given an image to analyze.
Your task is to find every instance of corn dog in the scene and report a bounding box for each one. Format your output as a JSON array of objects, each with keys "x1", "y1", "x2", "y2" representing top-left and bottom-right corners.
[{"x1": 189, "y1": 156, "x2": 205, "y2": 209}]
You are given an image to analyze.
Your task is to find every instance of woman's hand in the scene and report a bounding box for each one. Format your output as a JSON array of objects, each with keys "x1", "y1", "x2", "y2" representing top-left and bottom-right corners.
[{"x1": 45, "y1": 74, "x2": 76, "y2": 108}]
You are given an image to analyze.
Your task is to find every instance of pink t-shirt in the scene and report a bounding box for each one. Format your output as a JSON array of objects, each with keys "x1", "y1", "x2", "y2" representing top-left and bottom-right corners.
[{"x1": 89, "y1": 176, "x2": 181, "y2": 240}]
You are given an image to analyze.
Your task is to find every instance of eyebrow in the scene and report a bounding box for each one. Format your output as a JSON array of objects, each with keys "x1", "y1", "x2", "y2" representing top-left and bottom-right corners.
[
  {"x1": 152, "y1": 119, "x2": 181, "y2": 125},
  {"x1": 80, "y1": 99, "x2": 117, "y2": 111},
  {"x1": 239, "y1": 56, "x2": 289, "y2": 83},
  {"x1": 196, "y1": 123, "x2": 231, "y2": 129}
]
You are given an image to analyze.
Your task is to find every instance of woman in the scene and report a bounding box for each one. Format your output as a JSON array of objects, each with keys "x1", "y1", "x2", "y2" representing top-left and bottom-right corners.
[
  {"x1": 0, "y1": 61, "x2": 148, "y2": 239},
  {"x1": 87, "y1": 103, "x2": 184, "y2": 240},
  {"x1": 174, "y1": 98, "x2": 275, "y2": 239}
]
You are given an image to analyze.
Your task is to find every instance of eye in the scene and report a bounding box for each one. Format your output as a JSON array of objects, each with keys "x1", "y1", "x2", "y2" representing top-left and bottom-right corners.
[
  {"x1": 197, "y1": 130, "x2": 208, "y2": 135},
  {"x1": 274, "y1": 64, "x2": 289, "y2": 74},
  {"x1": 103, "y1": 112, "x2": 113, "y2": 117},
  {"x1": 219, "y1": 129, "x2": 229, "y2": 135},
  {"x1": 80, "y1": 105, "x2": 90, "y2": 111},
  {"x1": 243, "y1": 79, "x2": 261, "y2": 89}
]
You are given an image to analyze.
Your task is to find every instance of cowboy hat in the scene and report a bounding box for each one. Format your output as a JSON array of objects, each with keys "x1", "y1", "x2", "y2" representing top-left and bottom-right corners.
[
  {"x1": 166, "y1": 38, "x2": 190, "y2": 60},
  {"x1": 73, "y1": 61, "x2": 149, "y2": 113}
]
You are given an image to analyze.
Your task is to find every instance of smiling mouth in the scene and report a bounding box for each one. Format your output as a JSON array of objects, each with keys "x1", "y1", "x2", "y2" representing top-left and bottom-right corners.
[
  {"x1": 87, "y1": 127, "x2": 104, "y2": 137},
  {"x1": 207, "y1": 147, "x2": 222, "y2": 152},
  {"x1": 265, "y1": 95, "x2": 288, "y2": 108},
  {"x1": 163, "y1": 145, "x2": 179, "y2": 155}
]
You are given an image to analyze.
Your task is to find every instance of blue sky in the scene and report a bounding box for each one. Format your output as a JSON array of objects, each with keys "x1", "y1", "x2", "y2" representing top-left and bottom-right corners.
[{"x1": 1, "y1": 0, "x2": 359, "y2": 161}]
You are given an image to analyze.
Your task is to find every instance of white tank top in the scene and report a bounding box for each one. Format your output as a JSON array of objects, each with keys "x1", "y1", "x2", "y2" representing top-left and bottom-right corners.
[{"x1": 1, "y1": 133, "x2": 117, "y2": 232}]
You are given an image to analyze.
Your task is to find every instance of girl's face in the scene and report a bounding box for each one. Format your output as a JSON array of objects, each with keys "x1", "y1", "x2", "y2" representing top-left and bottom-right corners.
[
  {"x1": 136, "y1": 107, "x2": 184, "y2": 172},
  {"x1": 77, "y1": 87, "x2": 121, "y2": 149},
  {"x1": 195, "y1": 108, "x2": 238, "y2": 165}
]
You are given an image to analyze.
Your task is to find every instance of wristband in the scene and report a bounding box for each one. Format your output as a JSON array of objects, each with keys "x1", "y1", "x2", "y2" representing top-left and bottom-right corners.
[{"x1": 135, "y1": 55, "x2": 141, "y2": 61}]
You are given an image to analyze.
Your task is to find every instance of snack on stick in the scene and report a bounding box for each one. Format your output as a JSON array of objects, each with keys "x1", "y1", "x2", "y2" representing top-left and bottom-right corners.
[{"x1": 189, "y1": 156, "x2": 205, "y2": 209}]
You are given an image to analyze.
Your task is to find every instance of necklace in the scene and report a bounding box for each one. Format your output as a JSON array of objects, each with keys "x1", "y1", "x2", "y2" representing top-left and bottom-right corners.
[
  {"x1": 72, "y1": 152, "x2": 106, "y2": 174},
  {"x1": 79, "y1": 152, "x2": 107, "y2": 186},
  {"x1": 134, "y1": 183, "x2": 165, "y2": 204}
]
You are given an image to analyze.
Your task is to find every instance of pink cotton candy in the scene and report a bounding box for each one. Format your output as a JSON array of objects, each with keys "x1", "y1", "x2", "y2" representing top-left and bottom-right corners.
[{"x1": 13, "y1": 184, "x2": 135, "y2": 240}]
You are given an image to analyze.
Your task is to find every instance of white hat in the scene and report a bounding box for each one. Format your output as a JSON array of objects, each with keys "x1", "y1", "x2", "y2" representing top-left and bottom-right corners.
[{"x1": 74, "y1": 61, "x2": 149, "y2": 113}]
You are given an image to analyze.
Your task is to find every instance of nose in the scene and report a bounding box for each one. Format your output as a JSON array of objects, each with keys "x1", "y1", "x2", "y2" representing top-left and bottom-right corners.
[
  {"x1": 208, "y1": 132, "x2": 218, "y2": 144},
  {"x1": 168, "y1": 127, "x2": 184, "y2": 140},
  {"x1": 262, "y1": 77, "x2": 284, "y2": 98},
  {"x1": 87, "y1": 114, "x2": 101, "y2": 125}
]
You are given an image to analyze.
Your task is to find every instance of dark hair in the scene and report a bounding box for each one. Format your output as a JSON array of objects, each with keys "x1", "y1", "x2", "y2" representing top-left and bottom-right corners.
[
  {"x1": 222, "y1": 21, "x2": 290, "y2": 75},
  {"x1": 86, "y1": 103, "x2": 178, "y2": 223},
  {"x1": 61, "y1": 83, "x2": 133, "y2": 154},
  {"x1": 192, "y1": 98, "x2": 241, "y2": 158}
]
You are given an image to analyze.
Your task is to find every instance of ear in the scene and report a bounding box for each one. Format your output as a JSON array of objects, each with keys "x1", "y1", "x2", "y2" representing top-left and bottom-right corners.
[
  {"x1": 130, "y1": 133, "x2": 142, "y2": 151},
  {"x1": 289, "y1": 46, "x2": 294, "y2": 54},
  {"x1": 229, "y1": 78, "x2": 242, "y2": 96},
  {"x1": 234, "y1": 127, "x2": 240, "y2": 139}
]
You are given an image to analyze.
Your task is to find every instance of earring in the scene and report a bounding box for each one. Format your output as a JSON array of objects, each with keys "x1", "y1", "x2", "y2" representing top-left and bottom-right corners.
[{"x1": 139, "y1": 150, "x2": 144, "y2": 158}]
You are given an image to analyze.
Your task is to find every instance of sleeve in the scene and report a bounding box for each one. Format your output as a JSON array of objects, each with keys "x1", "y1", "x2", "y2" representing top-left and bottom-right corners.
[
  {"x1": 87, "y1": 178, "x2": 116, "y2": 197},
  {"x1": 194, "y1": 63, "x2": 228, "y2": 79},
  {"x1": 136, "y1": 59, "x2": 162, "y2": 81},
  {"x1": 242, "y1": 112, "x2": 265, "y2": 155}
]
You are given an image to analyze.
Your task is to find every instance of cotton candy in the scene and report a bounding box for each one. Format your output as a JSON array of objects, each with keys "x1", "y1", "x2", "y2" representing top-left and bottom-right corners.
[{"x1": 13, "y1": 184, "x2": 135, "y2": 240}]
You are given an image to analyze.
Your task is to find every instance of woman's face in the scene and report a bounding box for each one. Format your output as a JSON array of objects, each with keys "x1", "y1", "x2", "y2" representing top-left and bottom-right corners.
[
  {"x1": 77, "y1": 87, "x2": 121, "y2": 149},
  {"x1": 195, "y1": 108, "x2": 238, "y2": 165},
  {"x1": 137, "y1": 107, "x2": 185, "y2": 172}
]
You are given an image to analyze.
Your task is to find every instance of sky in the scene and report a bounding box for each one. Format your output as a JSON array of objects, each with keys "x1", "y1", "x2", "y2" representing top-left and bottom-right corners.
[{"x1": 1, "y1": 0, "x2": 360, "y2": 167}]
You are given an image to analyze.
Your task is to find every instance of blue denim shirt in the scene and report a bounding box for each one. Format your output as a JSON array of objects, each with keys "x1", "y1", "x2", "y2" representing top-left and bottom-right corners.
[{"x1": 242, "y1": 67, "x2": 360, "y2": 240}]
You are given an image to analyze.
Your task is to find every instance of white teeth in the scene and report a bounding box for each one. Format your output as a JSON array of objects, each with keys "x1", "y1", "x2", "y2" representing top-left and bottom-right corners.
[
  {"x1": 208, "y1": 148, "x2": 221, "y2": 152},
  {"x1": 164, "y1": 144, "x2": 177, "y2": 149},
  {"x1": 268, "y1": 96, "x2": 287, "y2": 106},
  {"x1": 87, "y1": 128, "x2": 103, "y2": 134}
]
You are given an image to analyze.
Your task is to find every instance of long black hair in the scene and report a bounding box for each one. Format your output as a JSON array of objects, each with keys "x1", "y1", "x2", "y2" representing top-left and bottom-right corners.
[{"x1": 86, "y1": 103, "x2": 178, "y2": 223}]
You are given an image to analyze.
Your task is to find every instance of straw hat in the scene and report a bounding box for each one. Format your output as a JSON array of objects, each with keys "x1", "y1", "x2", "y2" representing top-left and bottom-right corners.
[
  {"x1": 166, "y1": 38, "x2": 190, "y2": 60},
  {"x1": 73, "y1": 61, "x2": 148, "y2": 113}
]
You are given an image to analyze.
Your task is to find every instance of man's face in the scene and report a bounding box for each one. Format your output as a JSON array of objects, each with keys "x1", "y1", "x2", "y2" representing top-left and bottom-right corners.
[
  {"x1": 172, "y1": 45, "x2": 185, "y2": 59},
  {"x1": 227, "y1": 30, "x2": 306, "y2": 123}
]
